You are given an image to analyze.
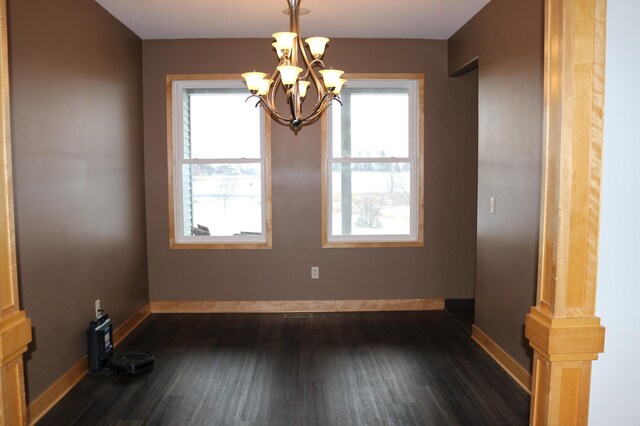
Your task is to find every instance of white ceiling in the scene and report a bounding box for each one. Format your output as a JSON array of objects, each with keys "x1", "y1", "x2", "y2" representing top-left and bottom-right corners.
[{"x1": 95, "y1": 0, "x2": 490, "y2": 40}]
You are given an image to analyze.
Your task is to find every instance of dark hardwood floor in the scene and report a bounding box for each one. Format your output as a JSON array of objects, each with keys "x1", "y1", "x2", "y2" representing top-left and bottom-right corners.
[
  {"x1": 444, "y1": 299, "x2": 475, "y2": 334},
  {"x1": 39, "y1": 311, "x2": 529, "y2": 425}
]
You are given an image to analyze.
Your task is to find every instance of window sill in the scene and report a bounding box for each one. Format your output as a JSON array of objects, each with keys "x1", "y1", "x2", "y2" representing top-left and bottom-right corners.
[
  {"x1": 322, "y1": 240, "x2": 424, "y2": 249},
  {"x1": 169, "y1": 241, "x2": 272, "y2": 250}
]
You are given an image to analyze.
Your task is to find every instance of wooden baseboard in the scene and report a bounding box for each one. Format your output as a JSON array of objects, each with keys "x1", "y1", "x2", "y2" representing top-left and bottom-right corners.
[
  {"x1": 112, "y1": 303, "x2": 150, "y2": 347},
  {"x1": 471, "y1": 324, "x2": 532, "y2": 393},
  {"x1": 150, "y1": 298, "x2": 445, "y2": 313},
  {"x1": 26, "y1": 303, "x2": 151, "y2": 426}
]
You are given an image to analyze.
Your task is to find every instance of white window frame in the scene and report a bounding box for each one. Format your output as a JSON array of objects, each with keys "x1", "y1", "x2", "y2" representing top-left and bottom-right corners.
[
  {"x1": 167, "y1": 75, "x2": 271, "y2": 249},
  {"x1": 322, "y1": 75, "x2": 424, "y2": 248}
]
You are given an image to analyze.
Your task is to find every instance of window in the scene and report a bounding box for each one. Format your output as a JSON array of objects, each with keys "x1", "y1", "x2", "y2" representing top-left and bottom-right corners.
[
  {"x1": 167, "y1": 76, "x2": 271, "y2": 249},
  {"x1": 322, "y1": 75, "x2": 424, "y2": 247}
]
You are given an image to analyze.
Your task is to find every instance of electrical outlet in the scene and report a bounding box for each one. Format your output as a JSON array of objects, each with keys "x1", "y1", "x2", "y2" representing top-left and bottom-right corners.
[
  {"x1": 95, "y1": 299, "x2": 101, "y2": 318},
  {"x1": 490, "y1": 197, "x2": 496, "y2": 214},
  {"x1": 311, "y1": 266, "x2": 320, "y2": 279}
]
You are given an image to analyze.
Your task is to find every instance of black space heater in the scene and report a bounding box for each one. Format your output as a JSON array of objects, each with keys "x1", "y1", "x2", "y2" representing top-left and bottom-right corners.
[{"x1": 87, "y1": 311, "x2": 154, "y2": 375}]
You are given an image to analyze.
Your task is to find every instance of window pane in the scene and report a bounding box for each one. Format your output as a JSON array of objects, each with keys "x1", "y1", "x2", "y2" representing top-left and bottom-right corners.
[
  {"x1": 188, "y1": 91, "x2": 261, "y2": 159},
  {"x1": 331, "y1": 162, "x2": 411, "y2": 236},
  {"x1": 331, "y1": 89, "x2": 409, "y2": 159},
  {"x1": 183, "y1": 163, "x2": 263, "y2": 237}
]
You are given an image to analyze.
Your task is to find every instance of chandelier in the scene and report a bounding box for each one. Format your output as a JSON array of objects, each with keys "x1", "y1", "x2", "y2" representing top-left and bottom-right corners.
[{"x1": 242, "y1": 0, "x2": 346, "y2": 130}]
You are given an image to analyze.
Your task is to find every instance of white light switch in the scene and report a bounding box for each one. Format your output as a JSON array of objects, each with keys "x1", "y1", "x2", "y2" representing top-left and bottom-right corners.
[
  {"x1": 311, "y1": 266, "x2": 320, "y2": 279},
  {"x1": 490, "y1": 197, "x2": 496, "y2": 214}
]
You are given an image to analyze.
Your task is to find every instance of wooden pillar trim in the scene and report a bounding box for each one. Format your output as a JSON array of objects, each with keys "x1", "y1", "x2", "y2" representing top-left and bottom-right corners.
[
  {"x1": 530, "y1": 356, "x2": 595, "y2": 425},
  {"x1": 0, "y1": 0, "x2": 17, "y2": 320},
  {"x1": 526, "y1": 0, "x2": 607, "y2": 424},
  {"x1": 537, "y1": 0, "x2": 607, "y2": 320},
  {"x1": 526, "y1": 308, "x2": 604, "y2": 361},
  {"x1": 0, "y1": 0, "x2": 33, "y2": 423},
  {"x1": 1, "y1": 356, "x2": 27, "y2": 425},
  {"x1": 0, "y1": 312, "x2": 31, "y2": 366}
]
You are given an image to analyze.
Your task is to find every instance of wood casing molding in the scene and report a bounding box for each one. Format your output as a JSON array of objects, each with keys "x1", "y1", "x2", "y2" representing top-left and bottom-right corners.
[
  {"x1": 525, "y1": 0, "x2": 607, "y2": 424},
  {"x1": 165, "y1": 74, "x2": 273, "y2": 250},
  {"x1": 320, "y1": 73, "x2": 425, "y2": 249},
  {"x1": 471, "y1": 325, "x2": 531, "y2": 393},
  {"x1": 26, "y1": 303, "x2": 151, "y2": 426},
  {"x1": 150, "y1": 298, "x2": 445, "y2": 313}
]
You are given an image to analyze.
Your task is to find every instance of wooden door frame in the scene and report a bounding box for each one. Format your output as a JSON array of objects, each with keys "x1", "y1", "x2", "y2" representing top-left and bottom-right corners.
[{"x1": 0, "y1": 0, "x2": 607, "y2": 424}]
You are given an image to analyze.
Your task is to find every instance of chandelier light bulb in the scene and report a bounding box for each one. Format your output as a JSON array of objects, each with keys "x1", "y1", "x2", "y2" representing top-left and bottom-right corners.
[
  {"x1": 272, "y1": 42, "x2": 285, "y2": 59},
  {"x1": 272, "y1": 32, "x2": 297, "y2": 52},
  {"x1": 257, "y1": 79, "x2": 273, "y2": 96},
  {"x1": 277, "y1": 65, "x2": 303, "y2": 87},
  {"x1": 319, "y1": 69, "x2": 344, "y2": 90},
  {"x1": 241, "y1": 71, "x2": 267, "y2": 93},
  {"x1": 298, "y1": 80, "x2": 311, "y2": 98},
  {"x1": 332, "y1": 78, "x2": 347, "y2": 94},
  {"x1": 305, "y1": 37, "x2": 329, "y2": 59}
]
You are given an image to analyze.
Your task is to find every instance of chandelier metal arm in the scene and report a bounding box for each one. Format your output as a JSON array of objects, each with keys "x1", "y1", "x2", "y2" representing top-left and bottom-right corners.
[
  {"x1": 252, "y1": 82, "x2": 342, "y2": 128},
  {"x1": 247, "y1": 94, "x2": 290, "y2": 123},
  {"x1": 300, "y1": 59, "x2": 325, "y2": 80},
  {"x1": 267, "y1": 71, "x2": 281, "y2": 110},
  {"x1": 293, "y1": 19, "x2": 325, "y2": 109},
  {"x1": 298, "y1": 92, "x2": 341, "y2": 124}
]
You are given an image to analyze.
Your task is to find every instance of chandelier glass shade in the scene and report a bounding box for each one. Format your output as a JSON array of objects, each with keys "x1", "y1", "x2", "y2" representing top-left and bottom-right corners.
[{"x1": 242, "y1": 0, "x2": 345, "y2": 130}]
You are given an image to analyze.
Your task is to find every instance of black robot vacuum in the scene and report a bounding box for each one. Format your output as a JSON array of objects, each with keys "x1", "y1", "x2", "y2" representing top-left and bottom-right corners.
[{"x1": 87, "y1": 311, "x2": 154, "y2": 375}]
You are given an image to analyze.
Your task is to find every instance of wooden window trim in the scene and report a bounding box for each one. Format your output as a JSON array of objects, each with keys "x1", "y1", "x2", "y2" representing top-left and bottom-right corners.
[
  {"x1": 166, "y1": 74, "x2": 272, "y2": 250},
  {"x1": 321, "y1": 73, "x2": 425, "y2": 249}
]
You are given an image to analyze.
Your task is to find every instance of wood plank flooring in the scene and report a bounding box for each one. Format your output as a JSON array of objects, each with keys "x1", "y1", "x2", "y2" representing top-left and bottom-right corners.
[{"x1": 38, "y1": 311, "x2": 529, "y2": 425}]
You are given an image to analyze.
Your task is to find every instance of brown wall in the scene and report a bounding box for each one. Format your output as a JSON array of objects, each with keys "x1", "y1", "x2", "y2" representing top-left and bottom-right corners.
[
  {"x1": 8, "y1": 0, "x2": 148, "y2": 401},
  {"x1": 448, "y1": 0, "x2": 544, "y2": 369},
  {"x1": 143, "y1": 39, "x2": 478, "y2": 302}
]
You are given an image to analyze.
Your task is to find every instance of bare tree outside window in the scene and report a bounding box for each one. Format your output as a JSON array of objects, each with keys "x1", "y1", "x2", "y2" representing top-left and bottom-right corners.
[{"x1": 218, "y1": 175, "x2": 238, "y2": 215}]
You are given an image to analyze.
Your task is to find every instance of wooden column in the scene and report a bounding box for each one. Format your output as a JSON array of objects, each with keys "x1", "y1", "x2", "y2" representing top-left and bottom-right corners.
[
  {"x1": 0, "y1": 0, "x2": 32, "y2": 424},
  {"x1": 525, "y1": 0, "x2": 607, "y2": 424}
]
